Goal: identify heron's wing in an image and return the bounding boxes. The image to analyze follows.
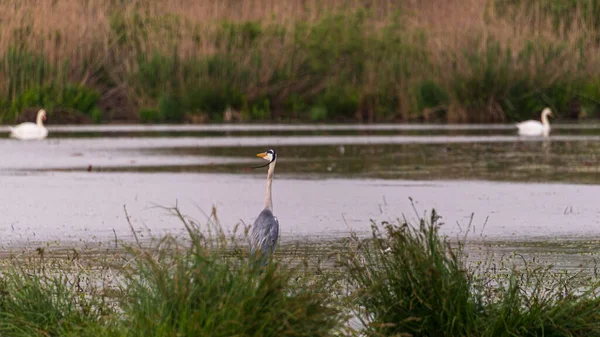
[270,216,279,252]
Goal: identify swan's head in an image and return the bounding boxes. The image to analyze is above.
[38,109,47,121]
[253,149,277,168]
[542,108,553,118]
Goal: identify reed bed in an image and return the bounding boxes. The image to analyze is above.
[1,0,600,124]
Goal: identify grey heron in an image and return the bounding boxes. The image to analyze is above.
[249,149,279,266]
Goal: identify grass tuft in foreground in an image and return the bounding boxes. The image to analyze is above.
[341,204,600,337]
[118,207,344,337]
[0,259,117,336]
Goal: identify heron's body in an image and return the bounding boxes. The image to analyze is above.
[516,108,552,137]
[249,149,279,265]
[250,209,279,259]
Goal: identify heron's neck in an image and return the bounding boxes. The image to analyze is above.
[36,114,44,127]
[541,113,549,127]
[264,161,276,211]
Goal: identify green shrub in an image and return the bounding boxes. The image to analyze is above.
[182,85,244,121]
[136,52,248,121]
[247,97,271,120]
[91,107,103,124]
[139,107,163,123]
[416,80,449,111]
[310,105,328,121]
[316,87,359,120]
[282,94,307,119]
[136,52,178,100]
[158,93,183,122]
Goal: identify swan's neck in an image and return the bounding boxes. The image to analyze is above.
[541,113,550,128]
[264,161,276,211]
[36,114,45,127]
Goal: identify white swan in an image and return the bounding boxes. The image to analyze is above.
[9,109,48,140]
[516,107,552,137]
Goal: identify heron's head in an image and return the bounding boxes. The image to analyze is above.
[253,149,277,168]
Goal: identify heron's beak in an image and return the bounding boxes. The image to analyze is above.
[252,152,272,169]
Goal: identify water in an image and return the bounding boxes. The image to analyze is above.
[1,123,600,270]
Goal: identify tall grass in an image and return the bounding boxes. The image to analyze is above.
[119,208,343,337]
[0,253,118,336]
[342,210,483,336]
[341,205,600,336]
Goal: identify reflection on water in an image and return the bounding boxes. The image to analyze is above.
[0,122,595,184]
[0,122,599,138]
[24,135,599,185]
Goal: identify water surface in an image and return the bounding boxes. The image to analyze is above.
[1,123,599,266]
